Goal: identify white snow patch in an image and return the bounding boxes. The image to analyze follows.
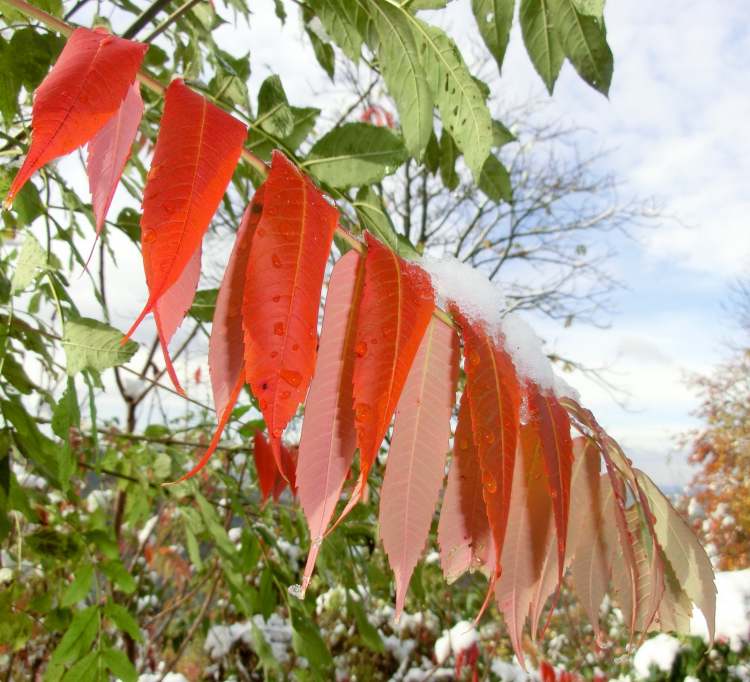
[138,675,188,682]
[691,568,750,651]
[434,632,451,664]
[434,620,479,664]
[490,660,530,681]
[137,515,159,545]
[633,633,681,677]
[422,255,558,392]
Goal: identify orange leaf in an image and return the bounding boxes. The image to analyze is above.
[125,79,247,359]
[336,233,435,523]
[86,80,144,241]
[438,392,494,582]
[451,307,521,579]
[5,27,147,207]
[379,317,459,616]
[297,251,365,595]
[170,190,263,484]
[242,151,338,474]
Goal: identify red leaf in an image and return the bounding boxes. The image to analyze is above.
[153,245,201,394]
[86,80,144,240]
[125,79,247,351]
[438,392,494,582]
[297,251,365,595]
[242,151,338,473]
[254,433,297,504]
[526,384,574,580]
[337,233,435,522]
[495,420,554,663]
[451,308,521,579]
[5,28,147,207]
[170,191,264,484]
[379,317,459,616]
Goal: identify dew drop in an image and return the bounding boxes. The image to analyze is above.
[355,341,368,358]
[312,536,323,548]
[482,473,497,493]
[288,584,304,599]
[484,431,496,445]
[100,35,114,46]
[292,343,299,351]
[271,254,282,268]
[272,295,280,303]
[270,351,278,358]
[280,368,302,387]
[280,390,291,399]
[143,229,157,244]
[273,322,285,336]
[355,403,372,422]
[469,350,480,366]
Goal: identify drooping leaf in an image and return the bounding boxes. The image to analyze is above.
[479,154,512,203]
[174,191,265,484]
[438,392,493,582]
[253,432,296,503]
[308,0,367,62]
[471,0,515,72]
[243,151,338,473]
[11,232,46,294]
[4,28,147,207]
[368,0,433,156]
[636,470,717,641]
[451,308,521,580]
[519,0,564,94]
[153,245,202,394]
[257,74,294,138]
[297,251,365,595]
[86,80,143,240]
[379,317,459,615]
[549,0,613,95]
[305,122,408,188]
[412,19,493,181]
[526,384,573,580]
[125,79,247,340]
[336,234,435,524]
[62,318,138,375]
[495,420,554,661]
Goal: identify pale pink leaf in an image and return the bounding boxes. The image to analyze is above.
[379,318,459,616]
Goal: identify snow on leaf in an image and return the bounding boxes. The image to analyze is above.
[86,80,143,242]
[379,317,459,616]
[335,233,435,524]
[297,251,365,595]
[242,151,338,475]
[125,79,247,351]
[437,392,494,583]
[5,28,147,207]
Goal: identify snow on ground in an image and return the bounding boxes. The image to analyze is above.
[633,633,682,677]
[691,568,750,651]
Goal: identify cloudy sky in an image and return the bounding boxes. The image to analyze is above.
[67,0,749,487]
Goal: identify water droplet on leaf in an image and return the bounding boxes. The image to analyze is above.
[273,322,285,336]
[280,368,302,387]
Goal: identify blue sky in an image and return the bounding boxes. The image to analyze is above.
[68,0,749,487]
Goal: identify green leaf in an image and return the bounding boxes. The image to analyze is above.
[439,129,459,191]
[290,604,333,673]
[479,154,513,202]
[423,131,440,174]
[412,19,493,181]
[471,0,515,72]
[104,602,143,643]
[51,377,80,439]
[368,0,433,156]
[308,0,367,62]
[195,492,236,557]
[492,119,517,147]
[354,187,397,252]
[101,559,136,594]
[60,650,99,682]
[101,648,137,682]
[189,288,218,323]
[11,233,46,294]
[3,397,60,484]
[520,0,564,94]
[305,122,407,188]
[60,564,94,608]
[549,0,612,95]
[249,622,283,675]
[347,593,385,653]
[48,605,99,668]
[257,75,294,138]
[61,318,138,376]
[573,0,604,17]
[307,28,335,79]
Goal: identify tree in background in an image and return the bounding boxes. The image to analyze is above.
[685,283,750,571]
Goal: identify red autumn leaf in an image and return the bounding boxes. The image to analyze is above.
[334,233,435,524]
[495,420,554,663]
[379,317,459,616]
[86,80,144,243]
[526,384,574,580]
[451,307,521,581]
[297,251,365,595]
[153,245,201,393]
[125,79,247,355]
[4,27,147,207]
[242,151,338,473]
[437,392,494,582]
[171,190,264,484]
[253,431,280,503]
